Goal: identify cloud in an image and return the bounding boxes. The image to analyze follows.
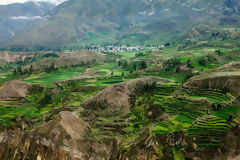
[10,16,43,20]
[0,0,67,6]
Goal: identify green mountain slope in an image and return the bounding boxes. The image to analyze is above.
[3,0,240,49]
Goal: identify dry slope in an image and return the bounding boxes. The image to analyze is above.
[0,80,32,99]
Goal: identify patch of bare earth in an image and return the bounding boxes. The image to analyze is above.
[65,68,106,81]
[0,80,32,99]
[83,76,170,110]
[32,50,108,69]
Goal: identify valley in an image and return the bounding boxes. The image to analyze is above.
[0,34,240,159]
[0,0,240,159]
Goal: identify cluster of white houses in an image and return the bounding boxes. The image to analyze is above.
[88,45,164,52]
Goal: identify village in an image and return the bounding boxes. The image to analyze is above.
[88,44,164,52]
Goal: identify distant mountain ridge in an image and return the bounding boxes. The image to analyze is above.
[2,0,240,49]
[0,2,55,43]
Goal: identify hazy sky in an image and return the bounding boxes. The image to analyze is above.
[0,0,67,5]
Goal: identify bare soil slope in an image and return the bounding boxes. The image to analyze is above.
[35,111,89,141]
[32,50,108,69]
[184,62,240,94]
[84,76,170,109]
[0,51,40,65]
[0,80,32,99]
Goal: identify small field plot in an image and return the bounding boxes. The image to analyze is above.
[154,97,206,119]
[185,89,235,104]
[0,72,15,82]
[24,67,85,83]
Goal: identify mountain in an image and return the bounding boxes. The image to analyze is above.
[3,0,240,49]
[0,2,55,43]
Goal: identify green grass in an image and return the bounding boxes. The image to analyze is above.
[0,72,16,82]
[68,32,118,49]
[114,50,149,60]
[173,148,185,160]
[175,115,194,123]
[152,115,193,134]
[0,103,44,126]
[213,107,240,119]
[24,67,85,83]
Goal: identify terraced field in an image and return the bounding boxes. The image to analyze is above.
[151,85,178,97]
[150,84,236,146]
[184,89,235,104]
[0,98,39,126]
[154,97,206,120]
[188,115,230,146]
[92,117,130,138]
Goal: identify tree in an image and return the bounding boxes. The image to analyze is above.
[164,43,170,47]
[92,59,97,64]
[23,68,28,75]
[215,49,223,56]
[228,115,233,122]
[13,69,17,76]
[187,60,194,69]
[140,61,147,70]
[175,66,180,73]
[45,63,57,73]
[29,65,34,74]
[123,61,128,68]
[206,54,217,63]
[198,58,207,66]
[40,93,52,106]
[118,60,121,67]
[133,63,137,71]
[50,63,55,70]
[111,71,114,78]
[17,66,23,75]
[121,72,125,78]
[184,72,195,82]
[163,58,181,67]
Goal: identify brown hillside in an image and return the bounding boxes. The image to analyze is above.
[0,51,40,65]
[32,50,108,69]
[83,76,170,110]
[184,62,240,97]
[0,80,32,99]
[35,111,89,141]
